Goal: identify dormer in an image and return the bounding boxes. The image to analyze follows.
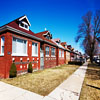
[43,31,52,40]
[67,45,72,50]
[18,15,31,31]
[61,42,67,47]
[53,38,61,44]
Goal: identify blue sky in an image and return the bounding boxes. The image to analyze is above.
[0,0,100,53]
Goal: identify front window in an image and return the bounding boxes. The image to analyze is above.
[32,42,38,56]
[62,50,64,58]
[12,37,27,56]
[59,49,61,57]
[51,48,55,56]
[45,46,49,56]
[1,37,5,55]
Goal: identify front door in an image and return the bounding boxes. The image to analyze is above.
[40,50,44,69]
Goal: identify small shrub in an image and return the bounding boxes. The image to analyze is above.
[9,63,17,78]
[68,61,83,65]
[28,62,33,73]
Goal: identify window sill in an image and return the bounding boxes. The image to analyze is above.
[32,55,38,57]
[12,54,28,56]
[51,56,56,57]
[45,55,50,57]
[0,54,4,56]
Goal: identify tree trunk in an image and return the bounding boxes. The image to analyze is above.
[90,55,93,63]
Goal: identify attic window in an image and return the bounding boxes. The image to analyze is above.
[46,35,50,40]
[25,24,28,28]
[19,21,29,31]
[21,23,24,27]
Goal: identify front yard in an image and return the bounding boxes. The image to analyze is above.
[1,64,79,96]
[80,63,100,100]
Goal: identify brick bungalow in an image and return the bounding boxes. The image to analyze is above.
[35,31,57,69]
[0,15,42,78]
[67,45,75,61]
[0,15,83,78]
[52,39,65,65]
[61,42,71,64]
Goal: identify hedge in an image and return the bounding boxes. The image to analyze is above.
[28,62,33,73]
[9,63,17,78]
[68,61,83,65]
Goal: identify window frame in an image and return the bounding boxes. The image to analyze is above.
[51,47,55,57]
[32,42,38,57]
[19,21,29,31]
[0,37,5,56]
[62,50,64,58]
[45,46,50,57]
[12,37,28,56]
[59,49,61,57]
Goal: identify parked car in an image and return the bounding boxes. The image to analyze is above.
[95,58,100,65]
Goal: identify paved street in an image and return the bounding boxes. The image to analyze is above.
[0,62,88,100]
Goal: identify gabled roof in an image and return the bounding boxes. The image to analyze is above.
[35,31,49,37]
[53,38,60,43]
[61,42,71,52]
[18,15,31,26]
[0,15,42,41]
[61,42,67,46]
[35,31,57,47]
[52,39,65,50]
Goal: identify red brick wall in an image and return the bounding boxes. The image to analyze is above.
[0,31,67,78]
[0,32,40,78]
[56,48,65,66]
[0,33,7,78]
[43,43,57,68]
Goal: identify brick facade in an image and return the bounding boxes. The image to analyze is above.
[43,43,57,68]
[0,15,82,78]
[0,32,40,78]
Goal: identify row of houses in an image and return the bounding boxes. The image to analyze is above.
[0,15,83,78]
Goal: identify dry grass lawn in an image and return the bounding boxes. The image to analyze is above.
[80,63,100,100]
[1,64,79,96]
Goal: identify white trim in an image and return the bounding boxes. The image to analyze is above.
[12,37,28,56]
[1,37,4,55]
[12,53,28,56]
[59,50,61,57]
[51,56,56,57]
[19,21,29,31]
[0,54,4,56]
[32,55,38,57]
[19,15,31,26]
[45,55,50,57]
[43,31,49,36]
[32,42,38,57]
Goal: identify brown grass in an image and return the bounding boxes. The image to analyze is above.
[79,63,100,100]
[1,64,79,96]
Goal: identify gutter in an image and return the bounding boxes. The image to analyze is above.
[0,25,71,51]
[0,25,43,41]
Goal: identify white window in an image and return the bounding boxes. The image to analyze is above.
[51,48,55,56]
[12,37,27,56]
[19,21,29,31]
[45,46,49,56]
[59,50,61,57]
[1,37,5,55]
[62,50,64,58]
[32,42,38,56]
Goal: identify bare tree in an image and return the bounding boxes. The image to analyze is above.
[76,10,100,63]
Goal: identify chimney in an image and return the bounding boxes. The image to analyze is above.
[45,28,47,31]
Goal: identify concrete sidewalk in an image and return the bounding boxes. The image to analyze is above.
[47,62,88,100]
[0,62,88,100]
